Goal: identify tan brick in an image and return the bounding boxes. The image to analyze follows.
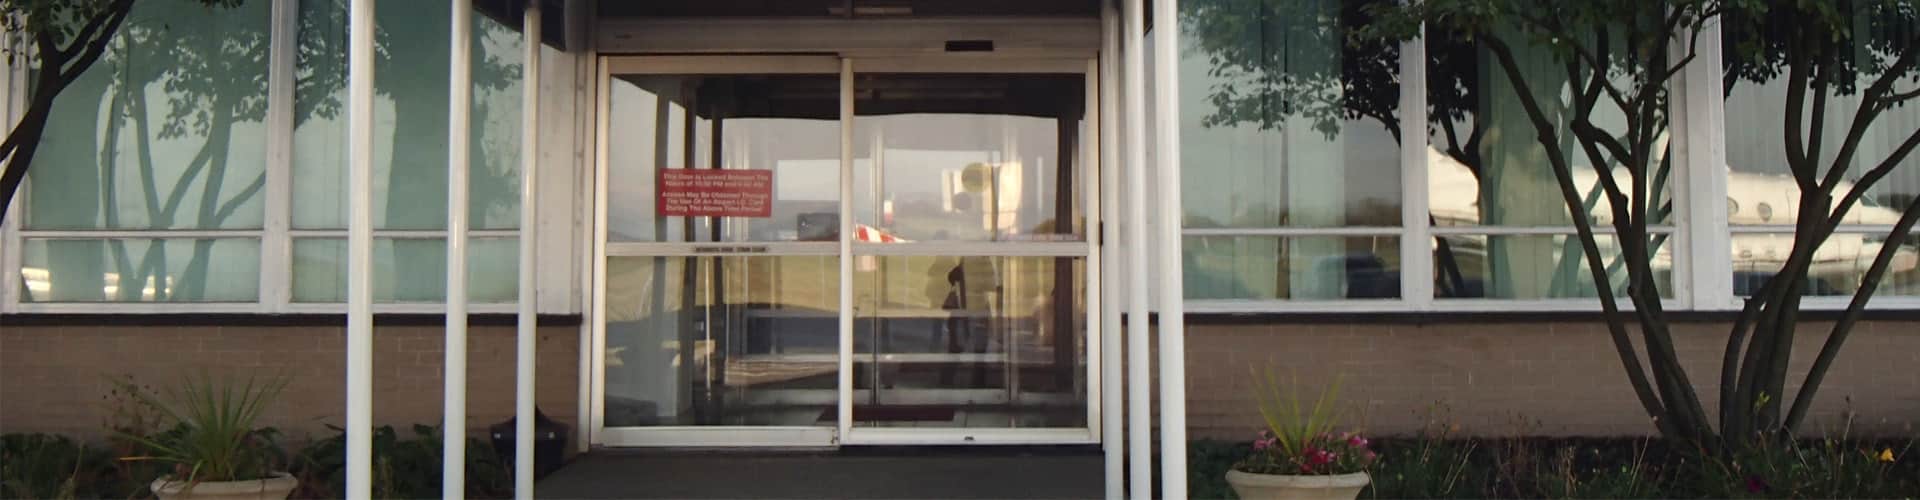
[1,324,581,440]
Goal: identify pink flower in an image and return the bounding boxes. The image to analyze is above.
[1347,434,1369,448]
[1306,447,1334,466]
[1252,439,1270,451]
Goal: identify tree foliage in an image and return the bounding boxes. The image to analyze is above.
[1347,0,1920,453]
[1714,0,1920,441]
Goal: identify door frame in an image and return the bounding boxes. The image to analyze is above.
[590,53,1102,447]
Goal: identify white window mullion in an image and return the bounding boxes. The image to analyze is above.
[262,0,298,313]
[0,191,17,313]
[1,32,27,312]
[1682,20,1734,311]
[1401,34,1433,310]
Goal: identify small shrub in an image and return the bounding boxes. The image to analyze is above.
[0,433,99,499]
[1530,440,1666,499]
[1686,437,1916,498]
[290,424,511,499]
[1362,406,1484,499]
[1188,440,1244,499]
[112,373,290,485]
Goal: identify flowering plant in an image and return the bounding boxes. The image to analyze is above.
[1234,370,1375,475]
[1237,430,1378,475]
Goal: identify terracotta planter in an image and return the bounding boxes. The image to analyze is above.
[151,472,297,500]
[1224,469,1369,500]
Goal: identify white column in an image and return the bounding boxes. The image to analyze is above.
[1098,3,1124,499]
[1681,22,1732,310]
[1120,0,1153,498]
[344,0,377,498]
[443,0,473,497]
[1151,0,1189,496]
[836,58,856,440]
[262,0,296,313]
[514,2,542,498]
[1399,35,1433,307]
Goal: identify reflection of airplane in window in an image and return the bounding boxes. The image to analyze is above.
[1427,145,1918,295]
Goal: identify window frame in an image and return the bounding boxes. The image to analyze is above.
[7,9,1916,315]
[0,0,530,315]
[1181,17,1749,314]
[1708,14,1920,312]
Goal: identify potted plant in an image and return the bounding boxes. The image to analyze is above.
[1225,371,1375,500]
[116,374,297,500]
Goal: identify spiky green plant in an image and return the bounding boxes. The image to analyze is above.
[113,372,288,485]
[1252,369,1346,460]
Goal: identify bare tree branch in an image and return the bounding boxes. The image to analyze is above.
[1482,34,1684,439]
[1785,194,1920,430]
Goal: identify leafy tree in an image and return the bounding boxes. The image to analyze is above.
[1354,0,1920,452]
[1716,0,1920,440]
[1180,0,1649,298]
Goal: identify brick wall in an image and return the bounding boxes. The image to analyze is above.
[1184,320,1920,439]
[0,324,580,441]
[4,319,1915,443]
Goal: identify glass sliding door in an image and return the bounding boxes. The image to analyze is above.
[846,70,1094,440]
[596,57,845,446]
[594,56,1099,446]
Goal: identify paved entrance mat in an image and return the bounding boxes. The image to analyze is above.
[536,448,1102,499]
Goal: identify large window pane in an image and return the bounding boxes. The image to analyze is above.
[1179,0,1404,228]
[852,256,1086,429]
[291,1,523,230]
[26,0,271,230]
[1434,234,1674,299]
[290,238,518,303]
[1425,29,1672,228]
[1722,9,1920,227]
[853,74,1086,242]
[1732,232,1920,296]
[605,74,842,243]
[19,238,260,302]
[1185,236,1400,300]
[603,256,839,427]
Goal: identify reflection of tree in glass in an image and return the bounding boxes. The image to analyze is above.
[21,0,523,302]
[1717,1,1920,440]
[1184,0,1556,297]
[1,0,247,223]
[1183,0,1400,141]
[297,0,523,300]
[27,0,266,301]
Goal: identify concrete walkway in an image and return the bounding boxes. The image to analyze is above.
[536,448,1103,499]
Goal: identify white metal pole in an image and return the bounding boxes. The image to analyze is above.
[344,0,376,497]
[514,2,541,498]
[836,58,856,440]
[443,0,473,497]
[1151,0,1189,495]
[1120,0,1152,498]
[1098,3,1124,499]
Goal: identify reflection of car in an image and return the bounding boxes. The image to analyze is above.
[797,212,837,241]
[1311,253,1398,298]
[1732,271,1840,296]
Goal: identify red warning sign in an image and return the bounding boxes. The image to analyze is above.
[657,169,774,218]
